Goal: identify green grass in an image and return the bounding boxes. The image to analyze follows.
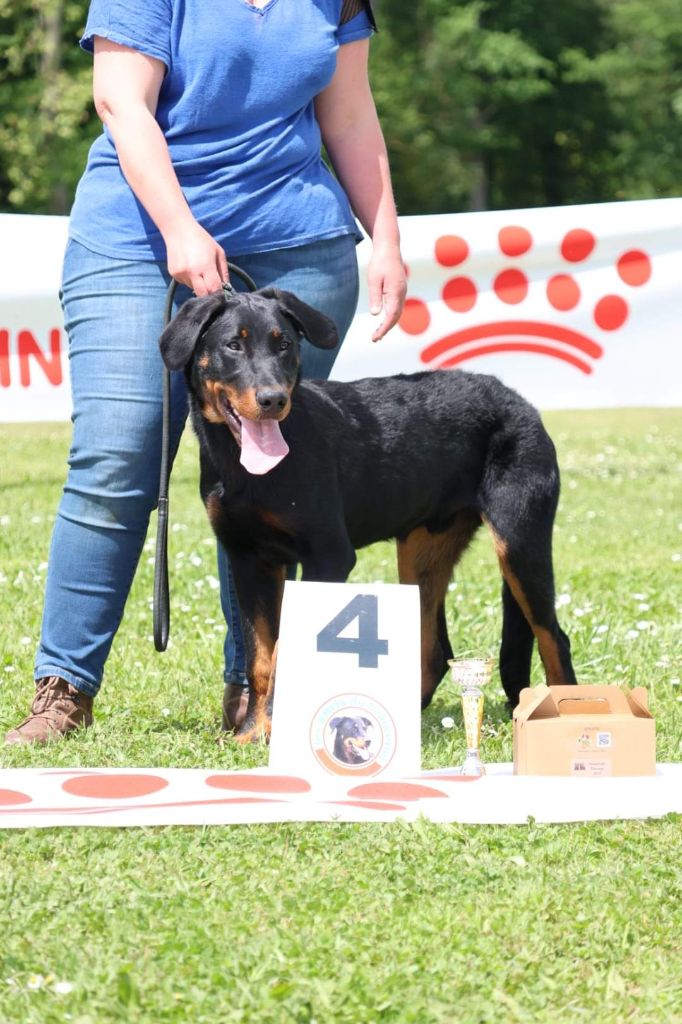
[0,409,681,1023]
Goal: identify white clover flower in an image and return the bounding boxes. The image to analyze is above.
[556,593,571,607]
[625,630,640,640]
[0,515,10,526]
[161,708,171,718]
[53,981,74,995]
[596,624,609,634]
[26,974,45,990]
[441,716,455,729]
[206,575,220,590]
[636,621,652,631]
[189,553,203,567]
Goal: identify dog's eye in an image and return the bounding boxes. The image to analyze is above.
[227,340,242,352]
[279,339,291,352]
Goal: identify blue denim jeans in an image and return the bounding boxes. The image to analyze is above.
[36,234,359,697]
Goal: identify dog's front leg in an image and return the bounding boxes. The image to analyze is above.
[300,536,357,583]
[229,554,285,744]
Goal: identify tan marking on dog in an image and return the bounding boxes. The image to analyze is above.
[198,355,210,369]
[397,515,480,700]
[484,517,567,685]
[206,491,222,530]
[240,327,249,338]
[234,568,285,746]
[256,508,292,534]
[271,328,281,339]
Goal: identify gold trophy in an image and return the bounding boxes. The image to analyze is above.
[448,658,493,776]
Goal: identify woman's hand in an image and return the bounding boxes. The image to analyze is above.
[368,244,407,342]
[164,220,229,296]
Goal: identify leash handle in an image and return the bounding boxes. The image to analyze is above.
[153,264,258,652]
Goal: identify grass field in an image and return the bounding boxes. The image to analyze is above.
[0,409,681,1023]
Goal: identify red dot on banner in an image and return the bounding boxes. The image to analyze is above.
[62,774,169,799]
[547,274,581,311]
[0,789,32,805]
[205,774,311,794]
[594,295,629,331]
[498,225,532,257]
[435,235,469,267]
[347,782,448,802]
[561,229,595,262]
[443,276,477,313]
[493,269,528,305]
[617,250,652,286]
[399,298,431,335]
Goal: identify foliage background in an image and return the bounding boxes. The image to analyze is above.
[0,0,681,217]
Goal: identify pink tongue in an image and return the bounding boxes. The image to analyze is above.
[240,419,290,475]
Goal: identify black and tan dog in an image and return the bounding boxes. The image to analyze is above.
[160,288,576,741]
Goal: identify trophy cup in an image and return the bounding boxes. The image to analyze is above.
[448,658,493,776]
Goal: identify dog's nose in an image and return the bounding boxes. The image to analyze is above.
[256,389,288,413]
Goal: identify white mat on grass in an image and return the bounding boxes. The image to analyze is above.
[0,764,680,828]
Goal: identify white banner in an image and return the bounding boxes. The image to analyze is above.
[1,199,680,422]
[1,764,680,828]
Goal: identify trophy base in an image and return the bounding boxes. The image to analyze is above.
[456,753,486,777]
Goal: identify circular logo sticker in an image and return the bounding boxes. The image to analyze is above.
[310,694,397,776]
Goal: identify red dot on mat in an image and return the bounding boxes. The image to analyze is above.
[498,225,532,257]
[347,782,448,802]
[0,789,32,805]
[547,274,581,311]
[493,269,528,305]
[443,276,477,313]
[435,235,469,267]
[205,774,311,794]
[399,298,431,335]
[561,229,595,263]
[62,774,169,799]
[593,295,628,331]
[617,250,652,287]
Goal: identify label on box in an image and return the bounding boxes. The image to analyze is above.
[576,727,613,751]
[571,758,613,777]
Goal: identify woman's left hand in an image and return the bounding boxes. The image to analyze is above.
[367,244,407,342]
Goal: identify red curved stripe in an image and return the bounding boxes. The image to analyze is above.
[420,321,603,363]
[437,342,593,374]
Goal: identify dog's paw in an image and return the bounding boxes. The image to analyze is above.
[233,719,271,745]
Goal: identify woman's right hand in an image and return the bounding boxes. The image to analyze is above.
[165,221,229,296]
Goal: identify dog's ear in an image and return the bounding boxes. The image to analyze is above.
[260,288,339,350]
[361,717,372,728]
[329,717,343,732]
[159,292,227,371]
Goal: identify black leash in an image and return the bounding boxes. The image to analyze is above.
[153,263,259,652]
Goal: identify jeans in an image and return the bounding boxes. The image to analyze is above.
[35,234,360,697]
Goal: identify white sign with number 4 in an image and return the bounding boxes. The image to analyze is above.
[269,581,422,782]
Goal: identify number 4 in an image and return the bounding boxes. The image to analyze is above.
[316,594,389,668]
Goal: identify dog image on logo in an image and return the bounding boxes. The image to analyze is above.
[159,287,577,742]
[327,715,375,766]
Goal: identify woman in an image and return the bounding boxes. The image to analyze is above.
[6,0,406,745]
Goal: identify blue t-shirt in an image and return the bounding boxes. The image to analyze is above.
[69,0,375,260]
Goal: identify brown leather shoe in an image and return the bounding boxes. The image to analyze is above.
[222,683,249,732]
[4,676,94,746]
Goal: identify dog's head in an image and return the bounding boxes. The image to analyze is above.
[329,716,374,764]
[159,287,338,472]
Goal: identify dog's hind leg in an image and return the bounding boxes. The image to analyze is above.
[499,579,535,711]
[484,511,576,707]
[229,556,286,744]
[397,512,480,709]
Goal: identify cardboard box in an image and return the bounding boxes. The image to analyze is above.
[513,685,656,776]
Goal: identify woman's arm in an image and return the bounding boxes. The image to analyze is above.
[93,38,227,295]
[315,39,406,341]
